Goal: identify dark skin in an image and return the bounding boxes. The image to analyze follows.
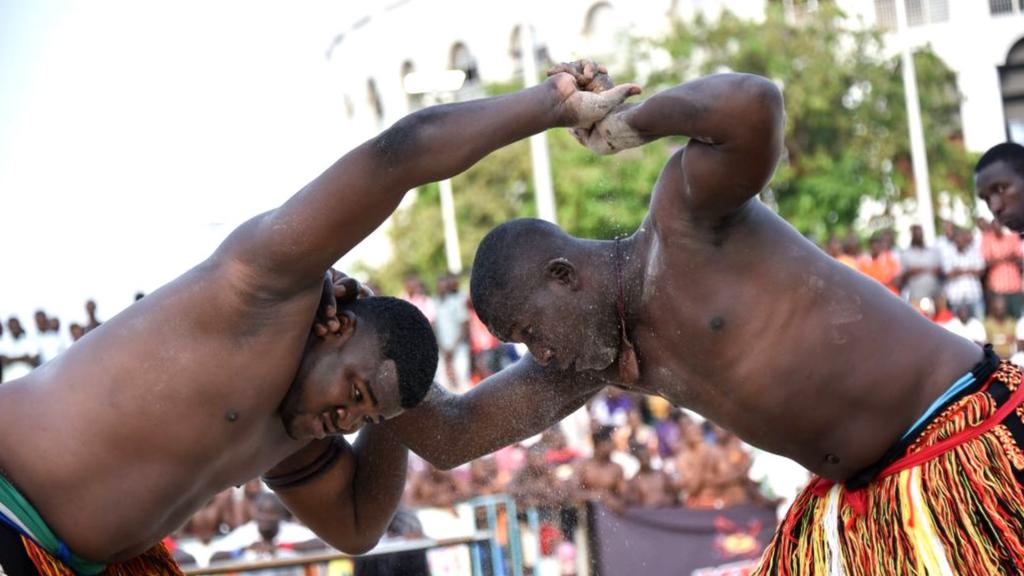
[0,65,637,562]
[575,438,627,513]
[978,159,1024,233]
[389,63,982,483]
[626,447,675,508]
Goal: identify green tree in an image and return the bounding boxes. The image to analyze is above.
[365,4,974,292]
[645,4,973,240]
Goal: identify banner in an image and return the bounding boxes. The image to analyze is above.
[587,503,777,576]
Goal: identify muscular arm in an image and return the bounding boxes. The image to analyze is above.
[215,79,573,299]
[384,354,606,470]
[599,73,784,218]
[266,425,407,554]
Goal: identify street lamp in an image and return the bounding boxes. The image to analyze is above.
[894,0,936,244]
[403,70,468,275]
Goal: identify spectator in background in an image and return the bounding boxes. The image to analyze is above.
[943,304,987,345]
[825,235,843,260]
[981,221,1024,318]
[354,506,429,576]
[3,316,39,382]
[574,427,627,514]
[402,275,436,325]
[467,297,502,384]
[434,274,470,391]
[857,232,901,294]
[84,299,102,332]
[1014,314,1024,367]
[935,219,957,261]
[509,444,569,510]
[674,416,718,508]
[626,444,675,508]
[0,320,5,383]
[985,295,1017,358]
[590,387,632,428]
[36,310,65,364]
[711,428,755,508]
[900,224,942,304]
[69,322,86,343]
[942,227,986,318]
[216,492,325,574]
[837,232,861,269]
[468,457,506,496]
[406,463,466,510]
[49,317,70,354]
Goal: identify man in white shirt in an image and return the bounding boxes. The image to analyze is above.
[942,228,986,319]
[34,311,65,365]
[2,316,38,382]
[943,304,987,345]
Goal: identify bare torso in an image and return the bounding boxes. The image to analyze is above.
[0,261,318,561]
[619,152,983,480]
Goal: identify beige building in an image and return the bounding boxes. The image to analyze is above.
[327,0,1023,265]
[328,0,1023,151]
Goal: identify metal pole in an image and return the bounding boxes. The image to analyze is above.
[519,22,558,224]
[438,178,463,274]
[894,0,936,244]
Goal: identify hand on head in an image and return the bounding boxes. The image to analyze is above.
[313,268,374,337]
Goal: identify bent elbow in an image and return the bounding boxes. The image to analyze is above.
[333,534,381,556]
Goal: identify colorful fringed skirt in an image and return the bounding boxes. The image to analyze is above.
[754,353,1024,576]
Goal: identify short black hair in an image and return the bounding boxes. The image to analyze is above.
[348,296,437,409]
[975,142,1024,177]
[592,425,615,445]
[471,218,568,332]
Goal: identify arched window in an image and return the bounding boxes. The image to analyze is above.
[582,2,621,63]
[583,2,614,37]
[401,61,423,111]
[1002,37,1024,143]
[450,42,479,85]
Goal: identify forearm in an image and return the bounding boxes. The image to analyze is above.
[386,362,603,469]
[269,427,407,554]
[371,82,563,192]
[345,425,408,551]
[626,73,782,143]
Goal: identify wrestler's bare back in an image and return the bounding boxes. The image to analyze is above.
[622,150,983,480]
[0,258,319,561]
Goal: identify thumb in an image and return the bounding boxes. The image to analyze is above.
[599,83,642,108]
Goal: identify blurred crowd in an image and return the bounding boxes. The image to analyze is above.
[8,214,1024,571]
[825,219,1024,362]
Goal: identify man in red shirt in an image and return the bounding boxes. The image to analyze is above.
[981,221,1024,317]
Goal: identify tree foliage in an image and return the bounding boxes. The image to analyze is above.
[364,5,973,292]
[645,4,973,239]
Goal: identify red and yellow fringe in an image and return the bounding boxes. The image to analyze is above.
[754,375,1024,575]
[21,537,184,576]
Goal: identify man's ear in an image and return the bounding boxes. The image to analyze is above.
[335,311,357,345]
[545,258,581,290]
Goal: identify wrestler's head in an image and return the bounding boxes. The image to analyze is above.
[976,142,1024,233]
[281,296,437,441]
[471,218,621,373]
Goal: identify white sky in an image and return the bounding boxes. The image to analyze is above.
[0,1,372,327]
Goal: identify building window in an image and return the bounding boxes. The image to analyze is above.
[400,61,423,112]
[1002,38,1024,143]
[990,0,1015,15]
[450,42,479,85]
[875,0,897,29]
[876,0,948,28]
